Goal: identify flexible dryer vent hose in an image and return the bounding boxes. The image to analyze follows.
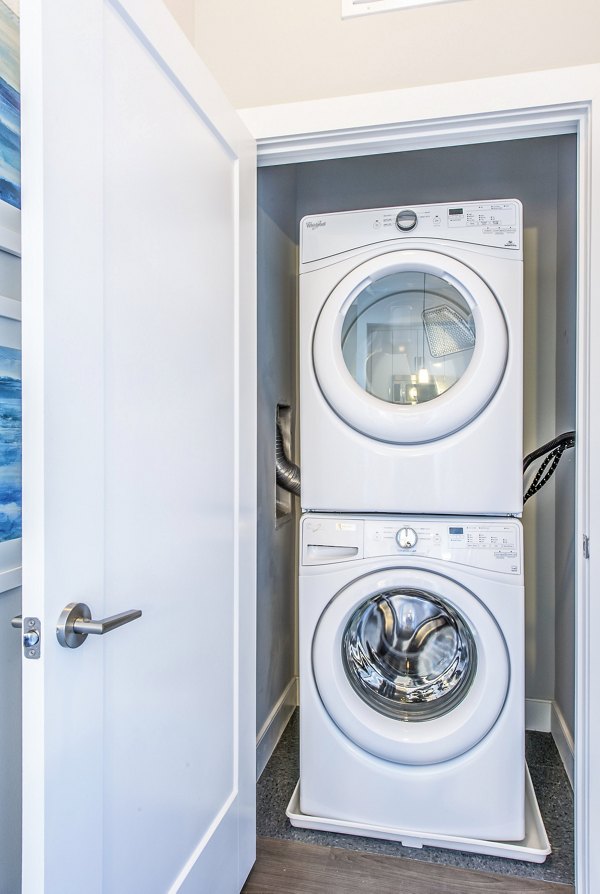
[275,420,301,497]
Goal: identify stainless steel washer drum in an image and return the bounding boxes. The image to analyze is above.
[342,588,477,722]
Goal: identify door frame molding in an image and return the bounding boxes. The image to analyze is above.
[240,62,600,893]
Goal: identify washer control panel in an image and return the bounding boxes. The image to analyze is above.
[365,519,521,574]
[300,199,522,265]
[301,515,522,575]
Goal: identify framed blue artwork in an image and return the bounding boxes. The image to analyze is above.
[0,1,19,210]
[0,299,20,591]
[0,341,19,541]
[0,1,19,593]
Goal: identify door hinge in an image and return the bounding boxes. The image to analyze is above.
[583,535,590,559]
[11,615,41,659]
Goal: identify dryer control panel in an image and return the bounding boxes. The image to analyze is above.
[300,199,522,265]
[301,515,522,575]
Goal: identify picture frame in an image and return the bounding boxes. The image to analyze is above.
[0,0,20,594]
[0,290,20,594]
[0,0,20,220]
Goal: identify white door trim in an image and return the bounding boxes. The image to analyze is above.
[240,63,600,893]
[239,63,596,165]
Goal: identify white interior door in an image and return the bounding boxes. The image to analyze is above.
[20,1,256,892]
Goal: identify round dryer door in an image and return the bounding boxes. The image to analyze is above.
[313,250,508,444]
[312,568,509,765]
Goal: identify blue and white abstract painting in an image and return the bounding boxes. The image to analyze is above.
[0,1,19,209]
[0,345,20,541]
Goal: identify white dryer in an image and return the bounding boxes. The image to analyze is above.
[299,513,525,840]
[299,200,523,515]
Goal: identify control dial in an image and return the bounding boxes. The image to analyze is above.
[396,527,418,549]
[396,209,418,232]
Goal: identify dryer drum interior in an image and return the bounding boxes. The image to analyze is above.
[342,588,478,722]
[341,271,476,407]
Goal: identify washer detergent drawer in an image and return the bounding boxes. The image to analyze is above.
[302,517,364,565]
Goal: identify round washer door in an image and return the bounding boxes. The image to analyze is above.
[313,250,508,444]
[312,568,509,765]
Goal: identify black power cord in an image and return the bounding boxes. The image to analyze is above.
[523,431,575,505]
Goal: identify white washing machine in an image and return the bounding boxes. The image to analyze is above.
[299,513,525,840]
[299,200,523,515]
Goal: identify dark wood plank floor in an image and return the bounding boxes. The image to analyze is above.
[242,838,575,894]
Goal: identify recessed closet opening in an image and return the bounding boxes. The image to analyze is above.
[256,133,577,885]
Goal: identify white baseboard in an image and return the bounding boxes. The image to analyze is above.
[551,701,575,789]
[526,698,552,732]
[526,698,574,789]
[256,676,298,781]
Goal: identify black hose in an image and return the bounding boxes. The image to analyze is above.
[523,431,575,473]
[523,431,575,504]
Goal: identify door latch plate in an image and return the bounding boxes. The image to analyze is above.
[22,617,41,659]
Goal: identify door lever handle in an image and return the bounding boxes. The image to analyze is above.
[56,602,142,649]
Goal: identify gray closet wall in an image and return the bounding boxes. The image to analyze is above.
[256,166,298,776]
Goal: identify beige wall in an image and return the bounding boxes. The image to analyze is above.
[164,0,600,109]
[163,0,196,43]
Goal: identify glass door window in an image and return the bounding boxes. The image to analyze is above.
[342,588,477,722]
[341,271,475,406]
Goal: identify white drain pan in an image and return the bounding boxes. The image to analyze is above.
[286,764,551,864]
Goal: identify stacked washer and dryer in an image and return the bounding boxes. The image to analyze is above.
[292,200,539,852]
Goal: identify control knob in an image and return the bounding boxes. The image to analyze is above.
[396,527,418,549]
[396,209,418,232]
